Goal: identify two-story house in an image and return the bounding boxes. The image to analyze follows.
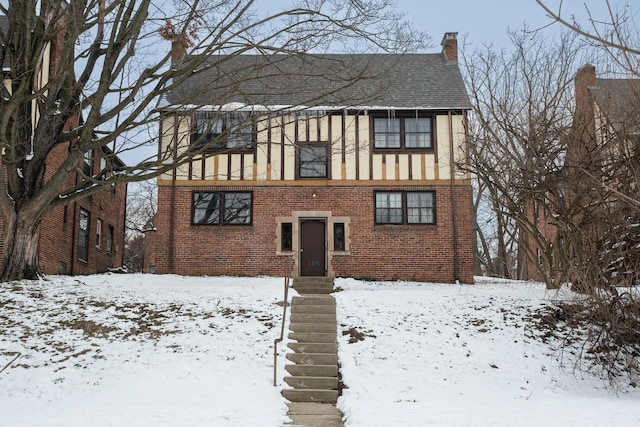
[147,33,473,283]
[0,15,127,276]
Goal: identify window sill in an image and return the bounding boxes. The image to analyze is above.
[276,250,295,256]
[330,250,350,256]
[372,149,434,155]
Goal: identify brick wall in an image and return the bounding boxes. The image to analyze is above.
[152,184,474,283]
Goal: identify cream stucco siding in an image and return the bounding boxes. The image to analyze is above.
[372,154,384,180]
[230,154,242,180]
[411,154,422,180]
[344,115,357,180]
[436,114,451,180]
[204,156,215,180]
[358,116,370,180]
[385,154,395,180]
[398,154,409,180]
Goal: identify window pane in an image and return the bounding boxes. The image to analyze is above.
[226,113,253,149]
[194,113,223,149]
[193,192,220,225]
[405,118,432,148]
[83,150,93,176]
[281,223,292,251]
[334,223,345,251]
[375,192,403,224]
[407,192,435,224]
[224,193,252,224]
[78,209,89,261]
[96,219,102,247]
[299,146,327,178]
[374,118,401,148]
[107,225,114,254]
[405,117,431,133]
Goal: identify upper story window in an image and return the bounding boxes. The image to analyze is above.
[192,111,253,152]
[83,150,93,176]
[298,145,328,178]
[373,114,433,150]
[192,191,253,226]
[375,191,436,225]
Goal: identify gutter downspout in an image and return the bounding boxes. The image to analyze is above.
[448,111,460,282]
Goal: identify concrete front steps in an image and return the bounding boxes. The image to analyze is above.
[286,402,344,427]
[292,277,335,295]
[283,278,344,425]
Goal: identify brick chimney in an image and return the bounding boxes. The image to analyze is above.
[441,32,458,62]
[171,39,187,63]
[567,64,599,172]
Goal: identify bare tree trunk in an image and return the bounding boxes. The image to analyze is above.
[516,228,528,280]
[1,211,43,281]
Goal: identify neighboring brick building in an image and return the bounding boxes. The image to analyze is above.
[147,33,473,283]
[526,64,640,285]
[0,15,127,276]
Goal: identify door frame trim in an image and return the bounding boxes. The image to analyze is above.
[276,210,340,278]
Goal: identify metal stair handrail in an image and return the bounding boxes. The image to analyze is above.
[274,257,293,386]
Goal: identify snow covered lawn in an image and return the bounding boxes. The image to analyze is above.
[0,275,290,426]
[1,274,639,426]
[335,277,640,426]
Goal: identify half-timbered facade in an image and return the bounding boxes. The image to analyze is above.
[148,33,473,283]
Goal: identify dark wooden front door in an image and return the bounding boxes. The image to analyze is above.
[300,219,326,276]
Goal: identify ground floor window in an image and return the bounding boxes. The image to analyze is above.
[334,223,345,251]
[281,222,293,251]
[107,224,114,254]
[78,209,89,262]
[192,191,253,225]
[375,191,435,225]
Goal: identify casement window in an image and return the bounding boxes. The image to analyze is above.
[83,150,93,176]
[99,157,108,181]
[281,222,293,251]
[78,209,89,262]
[373,115,433,149]
[107,225,114,254]
[375,191,436,225]
[192,111,253,151]
[96,219,102,248]
[192,191,253,225]
[334,223,346,251]
[298,145,328,178]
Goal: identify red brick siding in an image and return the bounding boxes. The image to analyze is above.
[152,185,473,283]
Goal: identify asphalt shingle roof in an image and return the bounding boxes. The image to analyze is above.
[167,53,470,111]
[591,78,640,135]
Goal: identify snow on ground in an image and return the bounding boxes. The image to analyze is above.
[1,274,640,426]
[0,274,290,427]
[335,277,640,426]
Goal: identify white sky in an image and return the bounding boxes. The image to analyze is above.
[397,0,636,49]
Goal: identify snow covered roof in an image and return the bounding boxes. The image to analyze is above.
[165,53,471,111]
